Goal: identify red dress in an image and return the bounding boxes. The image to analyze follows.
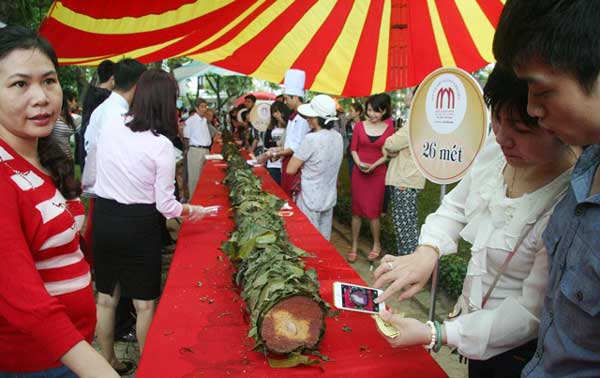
[350,120,395,218]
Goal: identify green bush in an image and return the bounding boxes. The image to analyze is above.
[438,254,468,300]
[334,158,469,300]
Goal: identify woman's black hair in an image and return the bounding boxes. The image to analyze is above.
[60,94,76,130]
[483,64,537,128]
[126,69,179,138]
[366,93,392,120]
[0,26,80,199]
[316,117,334,130]
[350,102,365,121]
[270,101,292,129]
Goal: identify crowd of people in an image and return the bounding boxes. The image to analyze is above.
[1,1,600,376]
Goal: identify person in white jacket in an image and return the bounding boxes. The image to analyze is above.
[372,65,578,378]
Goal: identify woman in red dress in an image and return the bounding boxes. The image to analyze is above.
[348,94,395,262]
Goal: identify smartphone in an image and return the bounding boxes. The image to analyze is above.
[333,282,384,314]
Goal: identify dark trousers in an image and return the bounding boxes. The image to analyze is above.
[267,167,281,185]
[115,298,136,339]
[468,339,537,378]
[347,153,354,179]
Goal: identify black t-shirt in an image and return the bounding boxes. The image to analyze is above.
[82,86,111,129]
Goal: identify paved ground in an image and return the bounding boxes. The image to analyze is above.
[104,218,467,377]
[329,219,467,378]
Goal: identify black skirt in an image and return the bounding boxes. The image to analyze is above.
[93,197,162,300]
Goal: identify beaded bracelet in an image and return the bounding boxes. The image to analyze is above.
[433,320,443,353]
[425,321,436,350]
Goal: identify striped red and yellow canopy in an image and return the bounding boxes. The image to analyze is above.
[39,0,503,97]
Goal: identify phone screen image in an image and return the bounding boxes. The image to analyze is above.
[341,284,381,313]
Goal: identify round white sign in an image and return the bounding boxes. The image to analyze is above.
[249,102,272,132]
[409,67,488,185]
[425,73,468,134]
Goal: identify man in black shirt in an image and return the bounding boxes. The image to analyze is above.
[76,59,114,169]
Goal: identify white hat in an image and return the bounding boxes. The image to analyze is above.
[283,69,306,97]
[297,95,338,124]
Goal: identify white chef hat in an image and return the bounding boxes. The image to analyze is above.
[283,69,306,97]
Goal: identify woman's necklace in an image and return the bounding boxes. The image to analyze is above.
[52,201,76,230]
[0,154,37,190]
[507,166,520,198]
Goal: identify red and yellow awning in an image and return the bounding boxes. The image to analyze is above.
[39,0,503,96]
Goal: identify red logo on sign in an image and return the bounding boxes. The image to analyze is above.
[436,87,455,109]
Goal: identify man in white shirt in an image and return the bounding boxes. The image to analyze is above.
[79,58,146,350]
[183,98,211,197]
[82,58,146,195]
[275,69,310,199]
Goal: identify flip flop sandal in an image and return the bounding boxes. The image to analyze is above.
[367,250,381,261]
[347,251,358,263]
[114,359,136,376]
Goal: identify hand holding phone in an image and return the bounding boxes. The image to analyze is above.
[333,282,385,314]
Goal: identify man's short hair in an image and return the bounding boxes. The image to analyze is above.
[286,95,304,103]
[244,94,257,103]
[113,58,146,91]
[493,0,600,93]
[195,98,208,108]
[97,60,114,84]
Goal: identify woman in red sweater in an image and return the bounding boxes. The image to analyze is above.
[0,26,118,377]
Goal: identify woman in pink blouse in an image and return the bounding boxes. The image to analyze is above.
[93,70,206,370]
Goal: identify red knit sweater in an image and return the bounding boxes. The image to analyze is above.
[0,140,95,372]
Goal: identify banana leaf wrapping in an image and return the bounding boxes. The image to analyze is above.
[220,139,328,356]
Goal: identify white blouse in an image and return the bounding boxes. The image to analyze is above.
[95,116,183,219]
[419,136,571,360]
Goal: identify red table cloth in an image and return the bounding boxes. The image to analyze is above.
[136,154,446,378]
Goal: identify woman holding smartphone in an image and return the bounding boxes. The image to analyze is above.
[372,66,576,378]
[348,93,395,262]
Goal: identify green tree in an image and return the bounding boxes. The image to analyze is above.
[202,74,252,112]
[1,0,91,104]
[166,56,191,72]
[0,0,52,29]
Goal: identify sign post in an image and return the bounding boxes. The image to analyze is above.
[408,67,488,322]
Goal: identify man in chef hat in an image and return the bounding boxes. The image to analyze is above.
[269,69,311,200]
